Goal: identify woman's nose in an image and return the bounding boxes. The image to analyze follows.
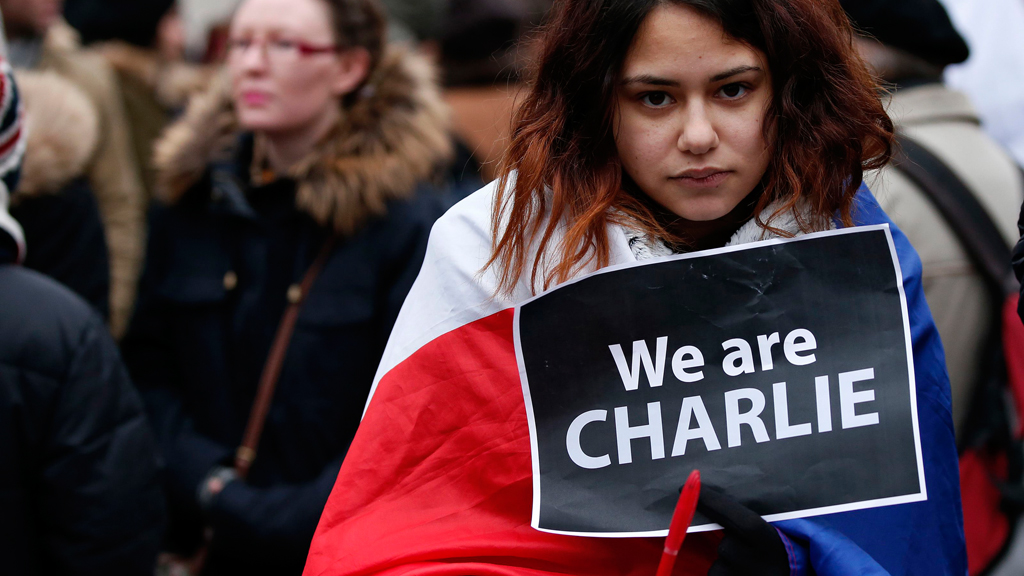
[238,42,270,73]
[677,104,720,156]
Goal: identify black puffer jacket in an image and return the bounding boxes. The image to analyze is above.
[0,241,164,575]
[121,46,456,574]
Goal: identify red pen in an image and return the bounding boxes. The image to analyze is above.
[655,470,702,576]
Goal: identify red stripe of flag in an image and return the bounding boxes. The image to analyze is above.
[304,310,721,576]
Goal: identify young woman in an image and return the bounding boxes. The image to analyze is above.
[120,0,454,573]
[304,0,965,574]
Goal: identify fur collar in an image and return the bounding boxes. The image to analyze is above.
[154,45,453,235]
[626,200,832,261]
[727,201,826,245]
[11,70,99,199]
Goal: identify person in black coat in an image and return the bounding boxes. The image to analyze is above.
[64,0,175,47]
[7,69,111,319]
[0,238,165,576]
[119,0,456,572]
[0,57,165,575]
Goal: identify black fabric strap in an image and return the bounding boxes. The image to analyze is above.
[891,133,1019,298]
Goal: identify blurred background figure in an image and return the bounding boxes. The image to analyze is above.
[119,0,456,573]
[0,18,166,574]
[843,0,1024,438]
[439,0,548,187]
[376,0,445,43]
[939,0,1024,168]
[174,0,239,61]
[64,0,213,199]
[7,59,110,321]
[1,0,145,338]
[172,0,447,62]
[842,1,1024,574]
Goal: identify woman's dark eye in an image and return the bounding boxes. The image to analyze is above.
[228,38,253,51]
[718,83,749,100]
[640,92,673,108]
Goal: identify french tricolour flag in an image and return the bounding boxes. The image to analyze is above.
[302,182,967,576]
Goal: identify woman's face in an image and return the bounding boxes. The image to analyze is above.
[228,0,368,136]
[614,2,773,222]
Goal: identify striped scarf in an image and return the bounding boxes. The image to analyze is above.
[0,55,26,261]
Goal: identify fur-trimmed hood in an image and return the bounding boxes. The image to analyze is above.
[10,70,100,199]
[154,45,453,235]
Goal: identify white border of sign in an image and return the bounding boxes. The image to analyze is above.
[513,224,927,538]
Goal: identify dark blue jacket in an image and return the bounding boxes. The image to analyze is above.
[121,129,456,576]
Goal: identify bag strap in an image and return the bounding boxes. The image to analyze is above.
[891,133,1019,298]
[233,235,338,479]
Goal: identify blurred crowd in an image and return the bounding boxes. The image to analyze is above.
[0,0,1023,575]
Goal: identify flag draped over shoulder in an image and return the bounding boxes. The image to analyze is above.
[302,182,967,576]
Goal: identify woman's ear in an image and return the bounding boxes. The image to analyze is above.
[332,47,372,96]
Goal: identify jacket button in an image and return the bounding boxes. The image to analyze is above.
[287,284,303,304]
[223,271,238,291]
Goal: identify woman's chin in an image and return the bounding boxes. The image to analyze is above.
[644,185,750,222]
[665,201,738,222]
[235,109,294,134]
[236,117,277,134]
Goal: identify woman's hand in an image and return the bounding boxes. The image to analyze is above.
[697,488,790,576]
[197,466,239,511]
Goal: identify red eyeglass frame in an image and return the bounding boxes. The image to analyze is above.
[229,38,340,58]
[292,41,340,56]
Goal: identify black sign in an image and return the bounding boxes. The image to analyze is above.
[514,226,925,536]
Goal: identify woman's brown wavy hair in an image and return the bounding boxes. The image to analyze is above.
[488,0,894,294]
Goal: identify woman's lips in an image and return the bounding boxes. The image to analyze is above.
[670,170,731,188]
[240,91,272,106]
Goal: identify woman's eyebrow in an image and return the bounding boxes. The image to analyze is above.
[622,65,763,87]
[620,74,680,87]
[710,65,762,82]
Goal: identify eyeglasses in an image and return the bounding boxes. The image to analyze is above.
[227,37,339,65]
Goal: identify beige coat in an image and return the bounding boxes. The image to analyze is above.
[91,41,214,200]
[867,84,1024,435]
[36,23,145,338]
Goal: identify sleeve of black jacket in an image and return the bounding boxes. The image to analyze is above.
[1,268,165,575]
[206,455,346,568]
